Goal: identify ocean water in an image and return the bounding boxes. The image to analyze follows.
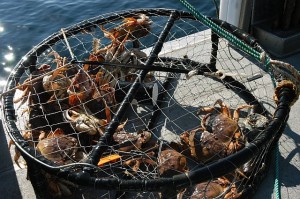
[0,0,217,92]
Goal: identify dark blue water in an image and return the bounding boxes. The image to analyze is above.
[0,0,217,92]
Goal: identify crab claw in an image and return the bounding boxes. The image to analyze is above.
[136,130,152,147]
[64,107,107,135]
[158,149,187,177]
[9,140,23,169]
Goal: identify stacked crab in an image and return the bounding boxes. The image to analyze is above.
[11,14,157,197]
[174,99,269,198]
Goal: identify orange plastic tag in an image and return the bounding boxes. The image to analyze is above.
[97,154,121,167]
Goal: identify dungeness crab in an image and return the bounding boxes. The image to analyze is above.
[36,128,79,165]
[180,99,253,163]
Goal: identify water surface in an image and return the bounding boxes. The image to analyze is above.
[0,0,217,92]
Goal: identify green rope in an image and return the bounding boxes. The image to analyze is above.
[179,0,267,64]
[268,60,280,199]
[274,143,281,199]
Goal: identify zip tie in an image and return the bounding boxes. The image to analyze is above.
[137,73,142,83]
[61,28,75,60]
[186,69,198,79]
[247,73,264,82]
[184,172,193,187]
[187,70,225,79]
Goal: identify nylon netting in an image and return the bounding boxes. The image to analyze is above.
[5,9,283,198]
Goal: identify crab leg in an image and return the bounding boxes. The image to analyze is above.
[214,99,232,118]
[233,104,253,122]
[100,25,115,41]
[102,98,111,123]
[197,106,215,115]
[13,86,30,104]
[197,99,229,116]
[48,51,67,68]
[111,30,130,61]
[2,63,71,99]
[188,127,204,159]
[9,141,22,169]
[123,153,156,172]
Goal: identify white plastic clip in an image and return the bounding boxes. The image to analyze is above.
[137,74,142,83]
[260,52,266,65]
[186,69,198,79]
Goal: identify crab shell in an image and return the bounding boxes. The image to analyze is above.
[43,73,71,98]
[113,130,152,151]
[189,178,242,199]
[92,83,116,107]
[67,69,94,106]
[202,113,239,145]
[36,128,78,165]
[158,149,187,177]
[190,181,224,199]
[180,129,228,163]
[107,13,152,42]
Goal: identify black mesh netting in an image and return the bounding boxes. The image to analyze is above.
[1,9,298,199]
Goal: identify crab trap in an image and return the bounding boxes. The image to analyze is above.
[1,7,300,199]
